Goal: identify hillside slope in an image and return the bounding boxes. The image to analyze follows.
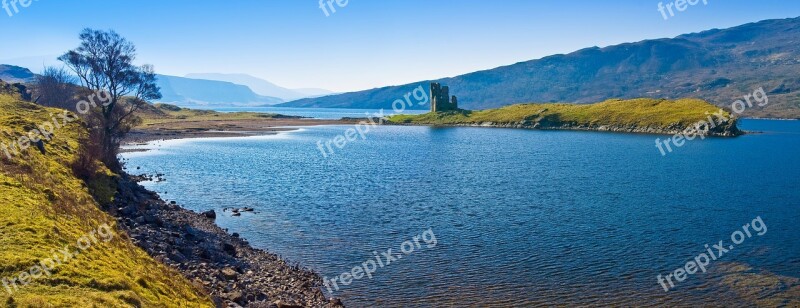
[0,65,36,84]
[283,17,800,118]
[0,93,211,307]
[185,73,334,101]
[156,75,283,107]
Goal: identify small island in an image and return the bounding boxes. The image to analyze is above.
[390,84,741,137]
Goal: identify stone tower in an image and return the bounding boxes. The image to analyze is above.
[430,83,458,112]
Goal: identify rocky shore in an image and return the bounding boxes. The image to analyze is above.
[402,119,742,137]
[108,173,344,308]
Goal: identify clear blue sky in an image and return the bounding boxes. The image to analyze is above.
[0,0,798,92]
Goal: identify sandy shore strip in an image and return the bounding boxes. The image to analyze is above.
[125,117,362,144]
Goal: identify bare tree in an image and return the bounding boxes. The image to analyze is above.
[59,28,161,171]
[33,66,77,110]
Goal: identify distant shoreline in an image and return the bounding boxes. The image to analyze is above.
[388,99,744,138]
[124,117,361,144]
[384,121,747,137]
[122,112,800,147]
[742,117,800,121]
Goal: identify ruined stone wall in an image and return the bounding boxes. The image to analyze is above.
[430,83,458,112]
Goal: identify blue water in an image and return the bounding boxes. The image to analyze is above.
[183,106,426,120]
[121,119,800,307]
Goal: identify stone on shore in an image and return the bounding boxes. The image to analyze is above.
[202,210,217,220]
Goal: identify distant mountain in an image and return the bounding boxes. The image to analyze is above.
[184,73,334,102]
[0,66,286,107]
[293,87,337,98]
[281,17,800,118]
[0,55,62,73]
[0,64,36,83]
[155,74,283,107]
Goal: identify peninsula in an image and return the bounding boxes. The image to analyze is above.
[389,88,741,137]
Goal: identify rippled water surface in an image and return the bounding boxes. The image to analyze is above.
[122,119,800,307]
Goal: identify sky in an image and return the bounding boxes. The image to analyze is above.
[0,0,799,93]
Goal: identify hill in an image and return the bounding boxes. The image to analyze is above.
[155,74,284,107]
[0,65,36,83]
[0,91,211,306]
[282,17,800,119]
[0,66,288,108]
[388,98,739,136]
[185,73,334,101]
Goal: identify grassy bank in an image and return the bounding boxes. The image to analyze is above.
[0,94,212,307]
[389,98,738,135]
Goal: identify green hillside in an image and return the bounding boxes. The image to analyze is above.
[0,93,212,307]
[389,98,739,136]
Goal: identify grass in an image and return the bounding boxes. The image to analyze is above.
[0,95,212,307]
[389,98,730,129]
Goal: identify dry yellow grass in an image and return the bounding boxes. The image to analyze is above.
[0,94,212,307]
[390,98,729,128]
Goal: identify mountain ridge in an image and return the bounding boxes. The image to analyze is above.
[155,74,284,107]
[185,73,334,101]
[280,17,800,118]
[0,64,36,83]
[0,65,287,107]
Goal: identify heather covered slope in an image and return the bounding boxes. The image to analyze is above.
[283,17,800,118]
[0,94,211,307]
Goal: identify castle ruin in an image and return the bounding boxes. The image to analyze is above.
[430,83,458,112]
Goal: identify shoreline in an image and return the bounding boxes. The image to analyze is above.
[742,117,800,121]
[384,121,743,137]
[125,115,757,147]
[124,108,800,146]
[125,117,361,144]
[117,117,357,306]
[110,173,344,307]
